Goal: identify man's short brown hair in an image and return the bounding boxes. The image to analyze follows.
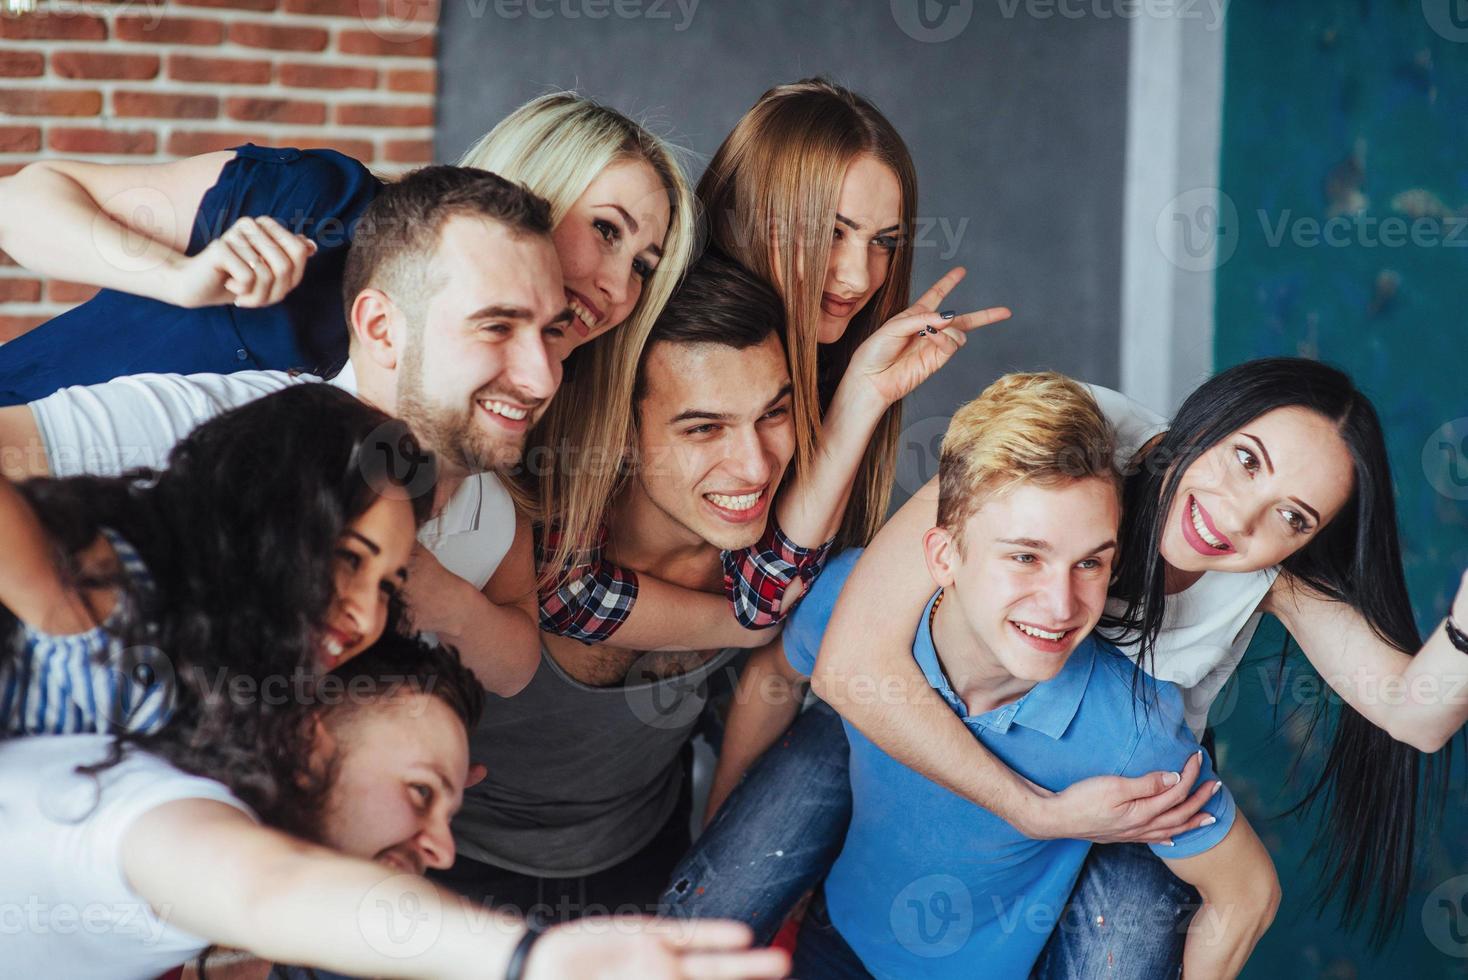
[937,372,1120,551]
[341,165,553,323]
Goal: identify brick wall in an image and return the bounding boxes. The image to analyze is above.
[0,0,438,339]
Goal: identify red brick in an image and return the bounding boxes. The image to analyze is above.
[229,22,329,51]
[385,67,434,93]
[0,279,42,303]
[284,0,379,15]
[0,12,107,41]
[115,16,225,45]
[384,138,432,164]
[0,52,45,78]
[168,55,273,85]
[52,51,161,81]
[115,91,219,120]
[176,0,278,10]
[279,63,378,89]
[337,29,434,57]
[226,97,326,124]
[0,250,15,267]
[167,130,269,156]
[0,165,26,178]
[0,89,102,117]
[0,126,41,153]
[383,0,439,28]
[46,280,102,304]
[285,135,375,160]
[48,127,158,155]
[336,102,432,127]
[0,315,49,342]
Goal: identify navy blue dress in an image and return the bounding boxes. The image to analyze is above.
[0,145,381,406]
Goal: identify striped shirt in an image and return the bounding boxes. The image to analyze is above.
[1,529,175,736]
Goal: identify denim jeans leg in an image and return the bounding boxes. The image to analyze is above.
[1030,842,1200,980]
[789,888,874,980]
[659,700,852,945]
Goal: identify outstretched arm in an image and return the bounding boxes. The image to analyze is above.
[0,152,314,309]
[122,799,789,980]
[812,478,1215,843]
[1267,569,1468,752]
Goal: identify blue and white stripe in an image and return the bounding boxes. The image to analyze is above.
[1,529,175,737]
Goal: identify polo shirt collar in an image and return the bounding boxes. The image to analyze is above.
[911,591,1096,741]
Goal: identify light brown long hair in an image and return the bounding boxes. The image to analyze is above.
[698,78,917,550]
[460,93,698,574]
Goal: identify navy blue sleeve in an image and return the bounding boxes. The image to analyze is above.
[0,145,380,405]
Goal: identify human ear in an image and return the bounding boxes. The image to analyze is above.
[350,288,402,371]
[921,525,959,590]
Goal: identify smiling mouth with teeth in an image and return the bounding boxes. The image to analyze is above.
[567,295,600,334]
[1189,498,1231,550]
[706,491,762,512]
[1013,622,1069,641]
[479,398,530,422]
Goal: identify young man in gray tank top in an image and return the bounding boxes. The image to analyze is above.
[437,256,796,920]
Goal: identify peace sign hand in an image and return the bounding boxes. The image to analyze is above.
[844,266,1011,408]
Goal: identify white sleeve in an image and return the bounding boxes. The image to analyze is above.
[1085,383,1169,467]
[30,371,315,477]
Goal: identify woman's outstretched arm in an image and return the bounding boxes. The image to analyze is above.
[0,153,313,309]
[123,798,790,980]
[1266,569,1468,752]
[811,477,1216,843]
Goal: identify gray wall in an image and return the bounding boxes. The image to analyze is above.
[437,0,1129,506]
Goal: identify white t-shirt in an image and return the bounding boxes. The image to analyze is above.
[1087,384,1280,735]
[0,734,256,979]
[29,363,516,590]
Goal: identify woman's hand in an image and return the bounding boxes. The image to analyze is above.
[843,266,1011,409]
[1024,750,1220,845]
[527,918,790,980]
[164,215,317,309]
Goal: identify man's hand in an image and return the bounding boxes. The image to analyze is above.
[527,918,790,980]
[1024,750,1221,845]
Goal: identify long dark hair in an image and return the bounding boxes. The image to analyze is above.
[6,383,436,822]
[1103,357,1434,941]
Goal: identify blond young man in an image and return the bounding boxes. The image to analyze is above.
[708,373,1279,979]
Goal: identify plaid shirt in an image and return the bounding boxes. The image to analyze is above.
[536,519,834,644]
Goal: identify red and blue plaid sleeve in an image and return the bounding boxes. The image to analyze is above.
[536,522,639,644]
[721,519,834,629]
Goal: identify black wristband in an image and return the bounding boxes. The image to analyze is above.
[504,914,549,980]
[1447,615,1468,655]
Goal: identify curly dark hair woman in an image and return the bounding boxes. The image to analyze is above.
[1,382,436,820]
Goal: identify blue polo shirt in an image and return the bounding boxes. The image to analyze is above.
[785,550,1236,979]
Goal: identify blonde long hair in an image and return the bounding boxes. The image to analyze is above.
[698,78,917,550]
[460,93,698,572]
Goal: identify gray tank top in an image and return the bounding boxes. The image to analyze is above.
[451,645,738,877]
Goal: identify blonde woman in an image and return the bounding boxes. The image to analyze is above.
[0,92,693,406]
[536,79,1010,653]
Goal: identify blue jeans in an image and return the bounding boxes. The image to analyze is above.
[1030,842,1199,979]
[659,700,852,945]
[790,888,873,979]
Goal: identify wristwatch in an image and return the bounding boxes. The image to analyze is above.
[1447,614,1468,654]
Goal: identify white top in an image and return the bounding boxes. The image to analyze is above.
[29,363,516,591]
[0,734,256,979]
[1088,384,1280,736]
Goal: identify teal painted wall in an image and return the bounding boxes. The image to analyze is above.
[1213,1,1468,975]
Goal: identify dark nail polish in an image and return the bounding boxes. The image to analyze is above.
[940,310,957,319]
